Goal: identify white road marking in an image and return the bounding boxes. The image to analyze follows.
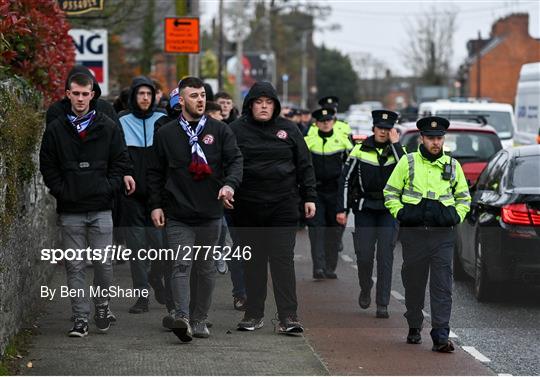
[341,254,354,263]
[351,265,358,270]
[462,346,491,363]
[391,290,405,300]
[422,310,430,318]
[497,374,512,376]
[449,331,458,339]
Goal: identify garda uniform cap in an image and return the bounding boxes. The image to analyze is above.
[417,116,450,136]
[318,96,339,109]
[312,107,336,122]
[371,109,398,129]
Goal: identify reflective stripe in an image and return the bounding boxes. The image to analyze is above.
[451,157,457,182]
[456,200,471,206]
[384,184,401,194]
[407,154,415,191]
[455,191,470,199]
[310,148,349,156]
[358,157,381,166]
[427,191,437,199]
[403,189,422,198]
[385,194,400,201]
[342,158,358,210]
[439,194,454,201]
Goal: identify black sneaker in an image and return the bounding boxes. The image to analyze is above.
[407,328,422,344]
[191,320,210,338]
[107,308,117,323]
[171,314,193,342]
[277,315,304,334]
[68,319,88,337]
[233,296,247,311]
[162,310,175,329]
[237,316,264,331]
[376,305,389,319]
[94,304,111,333]
[358,290,371,309]
[128,297,149,314]
[432,340,455,353]
[313,269,325,280]
[324,270,338,279]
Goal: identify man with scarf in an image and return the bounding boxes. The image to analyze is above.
[39,73,130,337]
[119,76,168,314]
[384,116,470,352]
[229,81,316,334]
[337,110,405,319]
[148,77,243,342]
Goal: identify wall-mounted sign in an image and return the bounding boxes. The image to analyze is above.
[58,0,104,16]
[68,29,109,96]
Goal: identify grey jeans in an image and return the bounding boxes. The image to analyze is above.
[59,211,113,321]
[166,218,221,321]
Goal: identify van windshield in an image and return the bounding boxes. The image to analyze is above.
[434,110,513,139]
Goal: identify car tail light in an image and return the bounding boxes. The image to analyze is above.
[501,203,540,226]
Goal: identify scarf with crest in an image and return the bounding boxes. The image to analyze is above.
[67,110,96,139]
[178,114,212,180]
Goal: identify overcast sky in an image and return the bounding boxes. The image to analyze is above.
[199,0,539,77]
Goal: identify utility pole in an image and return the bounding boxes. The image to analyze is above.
[217,0,224,90]
[175,0,189,79]
[234,0,245,107]
[189,0,200,77]
[476,30,482,99]
[300,31,308,108]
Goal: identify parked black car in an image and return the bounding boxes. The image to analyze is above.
[454,145,540,301]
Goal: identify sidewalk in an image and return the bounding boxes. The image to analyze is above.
[22,259,327,375]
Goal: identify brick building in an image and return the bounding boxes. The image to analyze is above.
[458,13,540,105]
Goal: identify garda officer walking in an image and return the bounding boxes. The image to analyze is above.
[306,96,352,137]
[383,116,471,352]
[305,107,353,279]
[337,110,405,318]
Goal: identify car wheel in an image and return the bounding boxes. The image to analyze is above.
[474,235,493,301]
[453,239,467,281]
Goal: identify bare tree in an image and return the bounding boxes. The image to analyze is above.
[402,6,457,85]
[350,52,389,101]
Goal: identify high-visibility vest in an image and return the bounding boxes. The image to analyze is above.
[383,151,471,222]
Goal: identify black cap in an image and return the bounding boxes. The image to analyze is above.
[318,96,339,109]
[372,110,398,129]
[312,107,336,122]
[416,116,450,136]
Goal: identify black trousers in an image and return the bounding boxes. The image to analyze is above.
[307,190,342,274]
[231,197,299,320]
[400,227,455,344]
[353,209,398,306]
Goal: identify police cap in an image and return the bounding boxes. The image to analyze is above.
[372,110,398,129]
[318,96,339,109]
[416,116,450,136]
[312,107,336,122]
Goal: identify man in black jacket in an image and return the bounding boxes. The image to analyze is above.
[230,81,317,334]
[148,77,243,342]
[39,73,130,337]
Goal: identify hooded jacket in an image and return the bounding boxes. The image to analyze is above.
[45,65,120,128]
[40,107,130,214]
[119,76,165,199]
[229,81,317,203]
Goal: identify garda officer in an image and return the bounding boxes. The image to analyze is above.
[336,110,405,318]
[306,96,352,137]
[305,107,353,279]
[383,116,471,352]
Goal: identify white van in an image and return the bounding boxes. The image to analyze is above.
[514,62,540,145]
[418,100,516,148]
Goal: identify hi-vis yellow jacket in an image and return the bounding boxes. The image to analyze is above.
[383,151,471,222]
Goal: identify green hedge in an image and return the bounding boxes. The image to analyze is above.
[0,77,43,234]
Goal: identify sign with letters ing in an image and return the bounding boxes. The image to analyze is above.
[164,17,200,54]
[68,29,109,96]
